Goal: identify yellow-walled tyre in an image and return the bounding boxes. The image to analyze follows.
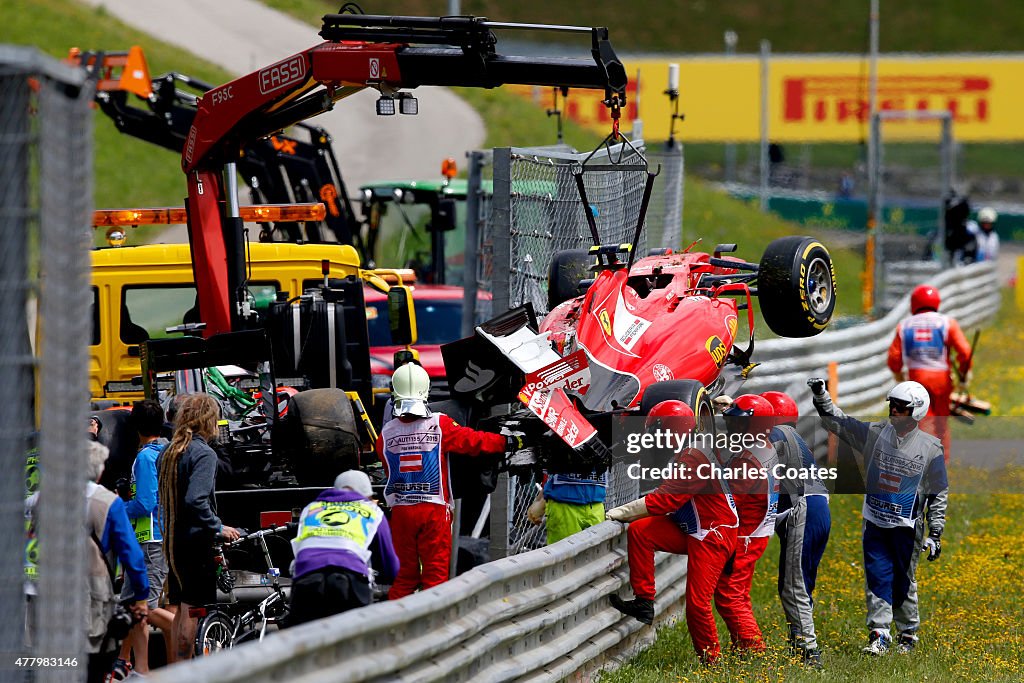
[758,236,836,337]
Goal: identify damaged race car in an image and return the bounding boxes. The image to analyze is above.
[441,232,836,473]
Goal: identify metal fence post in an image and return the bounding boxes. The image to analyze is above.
[0,67,32,670]
[491,148,512,316]
[489,472,510,560]
[36,55,93,681]
[461,149,484,338]
[938,116,955,258]
[723,29,738,183]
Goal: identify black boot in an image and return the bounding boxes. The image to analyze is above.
[609,595,654,625]
[802,647,823,669]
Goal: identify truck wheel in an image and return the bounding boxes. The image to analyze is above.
[547,249,594,310]
[758,236,836,338]
[275,389,360,486]
[639,379,715,435]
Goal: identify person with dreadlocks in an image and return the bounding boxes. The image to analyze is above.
[158,393,240,662]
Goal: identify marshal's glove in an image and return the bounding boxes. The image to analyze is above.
[712,395,735,413]
[605,497,650,523]
[807,377,827,398]
[923,534,942,562]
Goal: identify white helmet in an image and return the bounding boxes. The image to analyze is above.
[392,363,430,418]
[886,381,930,421]
[978,207,998,224]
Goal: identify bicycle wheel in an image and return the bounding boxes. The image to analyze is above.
[195,610,235,656]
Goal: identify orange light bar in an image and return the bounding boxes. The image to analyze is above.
[92,207,187,227]
[92,202,327,227]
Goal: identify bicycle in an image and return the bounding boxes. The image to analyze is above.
[193,524,294,656]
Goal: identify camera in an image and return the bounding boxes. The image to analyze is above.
[105,603,136,641]
[114,477,133,502]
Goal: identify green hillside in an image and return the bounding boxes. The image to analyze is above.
[263,0,1014,53]
[1,0,233,211]
[5,0,864,317]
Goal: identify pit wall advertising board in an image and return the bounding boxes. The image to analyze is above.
[507,54,1024,143]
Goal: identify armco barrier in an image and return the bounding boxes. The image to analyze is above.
[743,261,999,432]
[151,263,998,683]
[149,522,686,683]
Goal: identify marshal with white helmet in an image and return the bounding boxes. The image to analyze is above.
[391,363,432,418]
[807,376,948,655]
[885,381,931,422]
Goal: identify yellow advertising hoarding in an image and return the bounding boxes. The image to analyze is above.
[508,55,1024,142]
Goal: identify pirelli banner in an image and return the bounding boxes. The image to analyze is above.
[508,54,1024,142]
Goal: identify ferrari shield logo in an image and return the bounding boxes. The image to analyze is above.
[599,310,612,336]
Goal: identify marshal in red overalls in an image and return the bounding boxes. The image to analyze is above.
[887,284,971,458]
[377,412,506,599]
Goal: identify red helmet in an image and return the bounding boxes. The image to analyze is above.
[723,394,775,434]
[910,284,940,314]
[645,400,696,434]
[760,391,797,426]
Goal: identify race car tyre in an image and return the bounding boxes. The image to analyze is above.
[547,249,594,310]
[758,236,836,338]
[639,379,715,435]
[274,388,361,486]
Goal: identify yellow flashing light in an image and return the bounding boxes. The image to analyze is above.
[92,202,327,228]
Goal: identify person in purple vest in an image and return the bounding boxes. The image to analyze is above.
[287,470,398,625]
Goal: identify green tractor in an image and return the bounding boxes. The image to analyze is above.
[359,168,493,286]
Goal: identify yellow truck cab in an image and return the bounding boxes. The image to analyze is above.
[90,241,367,402]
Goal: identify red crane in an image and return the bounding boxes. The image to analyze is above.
[180,13,627,336]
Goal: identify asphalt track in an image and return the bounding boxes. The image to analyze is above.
[79,0,486,241]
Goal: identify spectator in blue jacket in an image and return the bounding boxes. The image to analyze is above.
[86,440,148,682]
[111,400,175,679]
[288,470,399,625]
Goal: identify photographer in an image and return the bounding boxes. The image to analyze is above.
[85,440,148,683]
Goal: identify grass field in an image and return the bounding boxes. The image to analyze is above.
[599,479,1024,683]
[950,289,1024,439]
[601,288,1024,682]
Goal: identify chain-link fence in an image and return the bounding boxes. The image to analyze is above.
[489,451,641,559]
[0,46,93,681]
[464,137,681,558]
[645,139,684,250]
[474,138,685,319]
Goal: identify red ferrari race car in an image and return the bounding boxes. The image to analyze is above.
[441,235,836,468]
